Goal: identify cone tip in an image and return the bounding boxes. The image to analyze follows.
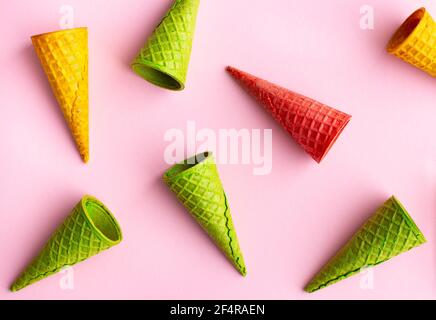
[239,266,247,277]
[225,65,239,76]
[10,282,21,292]
[233,254,247,276]
[304,286,312,293]
[81,152,89,163]
[304,281,320,293]
[226,66,251,82]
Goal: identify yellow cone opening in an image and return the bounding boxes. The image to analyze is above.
[388,8,426,53]
[31,27,87,41]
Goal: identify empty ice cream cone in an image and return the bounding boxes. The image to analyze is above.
[132,0,200,90]
[163,152,247,275]
[31,27,89,162]
[305,196,426,293]
[11,195,122,292]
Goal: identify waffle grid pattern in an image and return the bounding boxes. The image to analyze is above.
[255,80,351,162]
[390,10,436,77]
[227,67,351,162]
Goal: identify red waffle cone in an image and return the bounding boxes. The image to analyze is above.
[226,66,351,162]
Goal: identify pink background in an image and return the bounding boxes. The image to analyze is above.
[1,0,436,300]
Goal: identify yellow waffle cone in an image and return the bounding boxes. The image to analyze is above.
[387,7,436,77]
[31,27,89,162]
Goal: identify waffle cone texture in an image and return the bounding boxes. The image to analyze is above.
[226,66,351,163]
[305,196,426,293]
[31,27,89,162]
[387,7,436,77]
[163,152,247,275]
[132,0,200,90]
[11,196,122,292]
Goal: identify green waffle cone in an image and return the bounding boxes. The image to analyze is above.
[163,152,247,275]
[305,196,426,293]
[11,195,123,292]
[132,0,200,90]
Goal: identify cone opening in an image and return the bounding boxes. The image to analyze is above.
[132,62,184,91]
[387,8,426,53]
[31,27,88,41]
[315,114,352,163]
[163,151,211,181]
[82,196,122,244]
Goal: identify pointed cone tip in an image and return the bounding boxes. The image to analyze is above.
[238,265,247,277]
[226,66,243,77]
[81,152,89,163]
[304,283,317,293]
[231,252,247,277]
[10,282,21,293]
